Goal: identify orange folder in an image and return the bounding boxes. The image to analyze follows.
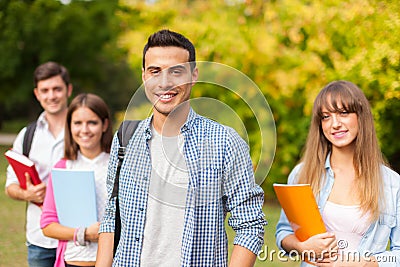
[274,183,326,241]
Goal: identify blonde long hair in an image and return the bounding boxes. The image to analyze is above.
[297,80,386,221]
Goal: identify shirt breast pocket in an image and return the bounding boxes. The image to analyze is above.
[195,168,223,205]
[373,213,395,246]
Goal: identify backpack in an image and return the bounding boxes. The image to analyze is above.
[111,120,140,257]
[23,121,37,157]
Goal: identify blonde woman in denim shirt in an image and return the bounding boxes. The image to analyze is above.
[276,81,400,267]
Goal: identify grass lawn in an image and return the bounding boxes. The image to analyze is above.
[0,145,28,267]
[226,204,300,267]
[0,144,299,266]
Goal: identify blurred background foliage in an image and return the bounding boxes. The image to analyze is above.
[1,0,399,199]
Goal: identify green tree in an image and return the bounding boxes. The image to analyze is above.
[0,0,138,128]
[116,0,400,198]
[3,0,399,199]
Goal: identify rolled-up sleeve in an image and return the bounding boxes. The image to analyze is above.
[223,128,267,255]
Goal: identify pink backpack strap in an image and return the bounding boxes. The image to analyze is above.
[45,158,67,267]
[54,159,67,169]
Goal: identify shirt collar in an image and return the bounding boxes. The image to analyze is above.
[142,108,200,139]
[36,112,65,142]
[324,152,334,177]
[181,108,200,133]
[36,112,48,128]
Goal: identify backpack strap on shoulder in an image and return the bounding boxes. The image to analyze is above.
[112,120,140,257]
[111,120,140,199]
[23,121,37,157]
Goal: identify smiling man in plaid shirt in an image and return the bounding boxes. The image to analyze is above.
[96,29,267,267]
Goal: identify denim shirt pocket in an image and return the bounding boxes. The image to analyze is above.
[372,213,395,247]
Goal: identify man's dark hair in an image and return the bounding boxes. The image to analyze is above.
[33,61,70,87]
[143,29,196,71]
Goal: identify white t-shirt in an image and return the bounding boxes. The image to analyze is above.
[6,112,63,248]
[63,151,109,262]
[323,201,370,253]
[140,127,189,267]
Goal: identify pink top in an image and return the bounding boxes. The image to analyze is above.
[40,159,67,267]
[322,201,370,252]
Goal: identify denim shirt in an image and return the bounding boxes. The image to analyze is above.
[275,154,400,267]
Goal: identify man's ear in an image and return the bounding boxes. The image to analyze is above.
[33,88,39,100]
[191,67,199,86]
[67,84,73,97]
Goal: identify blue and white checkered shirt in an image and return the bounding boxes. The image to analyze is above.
[100,109,267,266]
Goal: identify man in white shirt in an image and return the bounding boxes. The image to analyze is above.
[5,61,73,267]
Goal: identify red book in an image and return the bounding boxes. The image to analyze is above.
[4,149,42,206]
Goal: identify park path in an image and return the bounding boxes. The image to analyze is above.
[0,133,16,146]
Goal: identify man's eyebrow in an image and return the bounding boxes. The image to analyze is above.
[146,65,161,71]
[169,65,187,71]
[146,65,188,72]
